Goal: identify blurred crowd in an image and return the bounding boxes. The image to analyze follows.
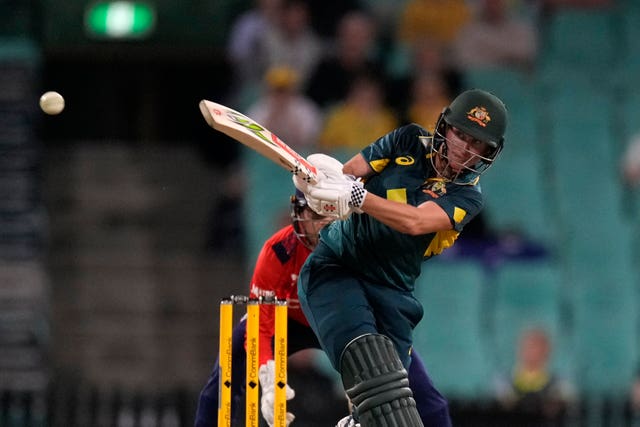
[225,0,538,147]
[209,0,543,255]
[209,0,617,256]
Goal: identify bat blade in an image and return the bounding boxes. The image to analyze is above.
[199,100,318,184]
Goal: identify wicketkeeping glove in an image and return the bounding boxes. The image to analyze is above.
[335,415,360,427]
[259,360,295,426]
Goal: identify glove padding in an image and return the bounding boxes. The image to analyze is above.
[294,153,344,196]
[259,360,295,426]
[292,154,367,220]
[336,415,360,427]
[304,174,366,218]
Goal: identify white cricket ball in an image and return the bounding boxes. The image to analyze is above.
[39,91,65,115]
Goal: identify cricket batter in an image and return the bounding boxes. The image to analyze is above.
[195,191,454,426]
[294,89,508,426]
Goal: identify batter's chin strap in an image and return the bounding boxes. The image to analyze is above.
[340,334,424,427]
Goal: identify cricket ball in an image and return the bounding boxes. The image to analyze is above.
[39,91,65,115]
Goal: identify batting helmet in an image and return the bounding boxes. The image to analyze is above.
[443,88,507,150]
[431,89,508,184]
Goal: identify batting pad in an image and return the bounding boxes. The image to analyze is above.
[340,334,424,427]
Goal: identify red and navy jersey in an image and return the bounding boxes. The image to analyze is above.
[248,224,311,365]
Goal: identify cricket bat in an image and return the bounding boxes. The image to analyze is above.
[199,100,319,184]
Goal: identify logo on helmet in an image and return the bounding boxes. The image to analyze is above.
[466,107,491,128]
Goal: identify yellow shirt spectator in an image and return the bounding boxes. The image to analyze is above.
[397,0,471,46]
[319,74,398,152]
[405,72,451,133]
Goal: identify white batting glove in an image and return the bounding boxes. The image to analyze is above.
[303,153,366,210]
[259,360,295,426]
[292,153,367,219]
[307,153,344,178]
[306,175,367,212]
[293,174,350,219]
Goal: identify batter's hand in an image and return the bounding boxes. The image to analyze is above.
[293,154,366,219]
[293,153,343,194]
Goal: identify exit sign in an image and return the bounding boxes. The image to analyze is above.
[85,1,155,39]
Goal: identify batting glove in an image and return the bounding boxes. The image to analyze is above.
[292,153,367,219]
[293,153,343,194]
[306,174,366,210]
[259,360,295,426]
[307,153,344,178]
[294,174,364,219]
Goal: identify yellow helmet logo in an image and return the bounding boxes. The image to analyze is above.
[466,106,491,128]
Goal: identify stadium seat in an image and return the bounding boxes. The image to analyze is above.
[480,140,550,242]
[541,8,617,69]
[412,259,492,400]
[571,283,638,396]
[489,260,565,376]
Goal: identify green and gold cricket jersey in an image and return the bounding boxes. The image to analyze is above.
[320,123,484,291]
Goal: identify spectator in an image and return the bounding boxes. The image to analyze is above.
[621,132,640,188]
[247,65,323,152]
[262,0,324,91]
[386,40,461,114]
[226,0,284,107]
[396,0,471,48]
[359,0,406,41]
[451,0,538,72]
[493,327,576,423]
[318,73,398,155]
[401,71,451,132]
[304,0,362,39]
[305,10,384,109]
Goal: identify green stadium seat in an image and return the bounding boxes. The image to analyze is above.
[541,8,617,69]
[489,261,565,376]
[480,139,551,242]
[571,283,638,396]
[412,259,492,400]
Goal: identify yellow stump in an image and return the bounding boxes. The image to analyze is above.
[273,300,288,427]
[218,300,233,427]
[246,300,260,427]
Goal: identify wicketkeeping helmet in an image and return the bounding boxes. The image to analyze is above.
[290,189,332,250]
